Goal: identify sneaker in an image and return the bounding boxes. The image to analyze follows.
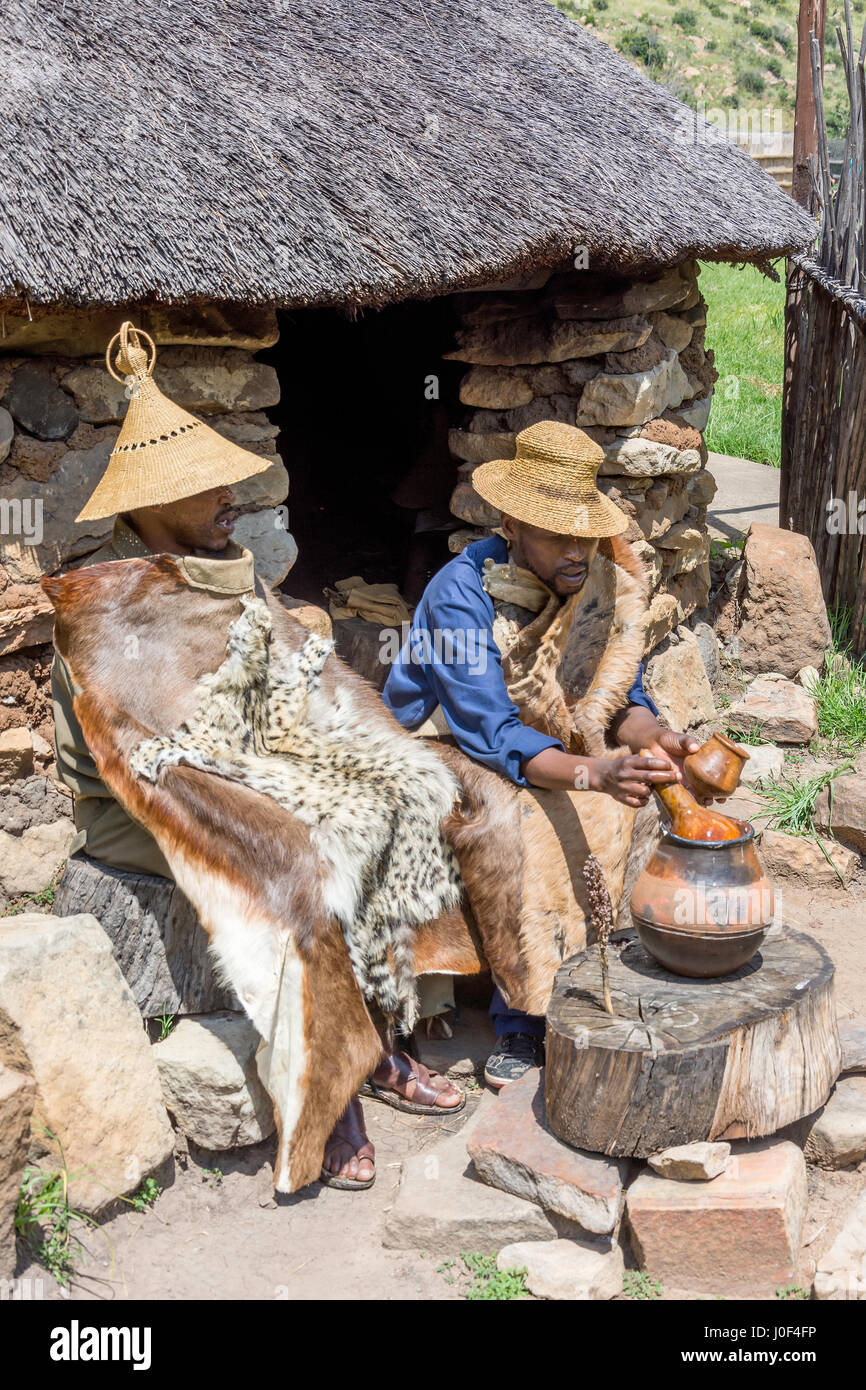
[483,1033,545,1090]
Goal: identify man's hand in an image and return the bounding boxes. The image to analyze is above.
[609,708,713,803]
[589,754,678,808]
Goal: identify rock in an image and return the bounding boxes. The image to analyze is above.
[678,394,713,431]
[839,1020,866,1076]
[727,674,818,744]
[210,411,280,447]
[647,1142,731,1181]
[232,510,298,588]
[0,440,114,582]
[634,480,691,543]
[758,828,857,889]
[0,775,70,835]
[0,305,279,356]
[644,640,716,730]
[686,468,717,508]
[644,592,681,651]
[278,598,332,640]
[797,664,821,694]
[444,315,652,367]
[153,1012,274,1150]
[61,348,280,424]
[231,459,288,510]
[448,527,491,553]
[652,310,694,353]
[654,521,705,552]
[554,267,694,319]
[0,583,55,656]
[643,416,704,453]
[466,1070,627,1235]
[739,743,785,786]
[0,914,174,1214]
[735,525,832,678]
[683,620,720,686]
[497,1238,624,1301]
[0,407,13,465]
[0,819,74,899]
[813,1189,866,1299]
[5,362,78,440]
[383,1093,561,1258]
[803,1078,866,1169]
[448,429,516,465]
[459,367,535,410]
[0,1065,36,1279]
[7,435,67,482]
[813,771,866,854]
[0,727,33,784]
[450,465,501,528]
[603,332,671,376]
[626,1139,808,1297]
[599,435,702,478]
[579,351,691,428]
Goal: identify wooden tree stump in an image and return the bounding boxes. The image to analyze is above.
[545,927,840,1157]
[52,855,238,1019]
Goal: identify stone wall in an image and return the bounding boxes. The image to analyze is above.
[443,260,718,652]
[0,305,292,779]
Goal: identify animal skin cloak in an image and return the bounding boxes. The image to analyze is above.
[44,543,647,1192]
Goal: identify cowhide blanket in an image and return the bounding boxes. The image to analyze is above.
[43,552,645,1194]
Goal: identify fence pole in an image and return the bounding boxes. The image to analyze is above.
[792,0,826,208]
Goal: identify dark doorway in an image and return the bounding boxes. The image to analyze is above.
[259,296,464,607]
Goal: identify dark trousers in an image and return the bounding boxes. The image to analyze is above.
[489,987,545,1040]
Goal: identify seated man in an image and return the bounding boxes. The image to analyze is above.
[52,324,462,1195]
[383,420,702,1087]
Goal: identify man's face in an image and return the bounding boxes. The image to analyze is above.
[131,485,238,554]
[501,515,599,598]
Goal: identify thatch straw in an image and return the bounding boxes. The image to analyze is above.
[0,0,815,310]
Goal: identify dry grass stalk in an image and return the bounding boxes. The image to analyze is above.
[583,853,614,1016]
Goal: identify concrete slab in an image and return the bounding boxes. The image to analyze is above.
[706,452,780,540]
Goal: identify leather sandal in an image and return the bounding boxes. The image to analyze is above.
[320,1099,376,1190]
[360,1051,466,1116]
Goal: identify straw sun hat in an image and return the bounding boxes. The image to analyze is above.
[75,322,272,522]
[471,421,628,539]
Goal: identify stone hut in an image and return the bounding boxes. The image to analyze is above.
[0,0,813,775]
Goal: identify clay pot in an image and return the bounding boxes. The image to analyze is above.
[684,732,750,801]
[630,819,774,978]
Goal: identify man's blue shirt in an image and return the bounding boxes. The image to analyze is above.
[382,536,657,787]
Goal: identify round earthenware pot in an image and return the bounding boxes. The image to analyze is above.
[630,820,774,978]
[683,732,750,801]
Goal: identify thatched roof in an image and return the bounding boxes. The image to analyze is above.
[0,0,814,311]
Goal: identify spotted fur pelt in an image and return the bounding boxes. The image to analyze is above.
[130,595,462,1031]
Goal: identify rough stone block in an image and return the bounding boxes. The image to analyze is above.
[599,435,702,478]
[758,828,857,890]
[232,510,298,588]
[6,362,78,440]
[0,819,74,899]
[803,1077,866,1169]
[0,1065,36,1280]
[467,1070,627,1234]
[578,351,691,428]
[0,407,13,464]
[0,727,34,785]
[497,1238,624,1300]
[153,1012,274,1150]
[735,524,832,678]
[814,770,866,855]
[839,1019,866,1076]
[444,315,652,367]
[626,1139,808,1297]
[727,674,818,744]
[0,914,173,1214]
[383,1094,560,1258]
[647,1142,730,1181]
[813,1189,866,1299]
[739,743,785,787]
[645,639,716,730]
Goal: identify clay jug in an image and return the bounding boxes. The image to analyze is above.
[684,732,750,801]
[654,781,744,842]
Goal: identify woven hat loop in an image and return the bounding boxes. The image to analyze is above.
[105,321,157,384]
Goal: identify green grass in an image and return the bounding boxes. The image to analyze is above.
[700,261,785,467]
[623,1269,664,1299]
[14,1132,97,1288]
[437,1252,530,1299]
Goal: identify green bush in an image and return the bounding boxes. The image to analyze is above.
[617,28,668,71]
[705,37,717,49]
[594,0,609,10]
[766,55,782,77]
[672,7,698,31]
[740,68,766,94]
[772,24,793,53]
[749,17,774,38]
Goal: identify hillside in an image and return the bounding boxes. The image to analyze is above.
[553,0,860,134]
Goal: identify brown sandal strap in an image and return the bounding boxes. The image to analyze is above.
[372,1051,458,1108]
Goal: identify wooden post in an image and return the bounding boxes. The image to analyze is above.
[792,0,826,208]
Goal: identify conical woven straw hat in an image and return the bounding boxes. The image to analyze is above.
[75,322,272,522]
[472,421,628,539]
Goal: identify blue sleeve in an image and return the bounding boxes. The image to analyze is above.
[416,591,563,786]
[625,661,658,717]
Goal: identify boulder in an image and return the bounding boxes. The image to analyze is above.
[7,435,66,482]
[0,440,114,582]
[599,435,702,478]
[496,1238,624,1301]
[757,828,857,890]
[466,1070,627,1235]
[839,1019,866,1076]
[734,525,832,678]
[0,776,71,835]
[449,464,501,528]
[803,1077,866,1169]
[383,1093,561,1258]
[0,407,13,464]
[578,351,691,428]
[651,310,694,352]
[814,768,866,853]
[448,429,516,465]
[647,1142,731,1181]
[686,468,717,508]
[153,1012,274,1150]
[5,362,78,440]
[0,305,279,356]
[644,639,716,730]
[0,914,174,1214]
[739,743,785,786]
[644,592,681,651]
[727,674,818,743]
[0,583,55,657]
[232,510,298,588]
[459,367,535,410]
[553,266,695,320]
[814,1189,866,1299]
[0,727,34,784]
[0,819,74,900]
[231,459,288,511]
[678,394,713,432]
[0,1065,36,1280]
[444,315,652,367]
[61,348,280,424]
[682,621,720,686]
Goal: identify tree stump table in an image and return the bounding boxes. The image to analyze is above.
[545,927,840,1156]
[53,854,238,1019]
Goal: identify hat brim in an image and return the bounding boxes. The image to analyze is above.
[472,458,629,539]
[75,440,274,522]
